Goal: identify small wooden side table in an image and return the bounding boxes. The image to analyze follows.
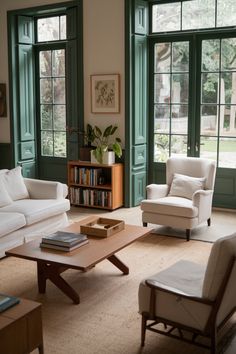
[0,298,43,354]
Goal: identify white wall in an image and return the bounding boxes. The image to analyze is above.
[0,0,125,145]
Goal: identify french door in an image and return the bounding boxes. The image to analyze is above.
[150,32,236,208]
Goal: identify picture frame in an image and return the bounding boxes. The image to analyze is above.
[91,74,120,113]
[0,83,7,117]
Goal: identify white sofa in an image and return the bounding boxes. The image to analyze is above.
[0,167,70,258]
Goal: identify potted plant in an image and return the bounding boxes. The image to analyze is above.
[90,125,122,164]
[67,124,96,161]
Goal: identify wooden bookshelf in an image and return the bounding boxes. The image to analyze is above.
[68,161,123,210]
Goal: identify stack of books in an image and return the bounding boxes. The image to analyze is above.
[40,231,89,252]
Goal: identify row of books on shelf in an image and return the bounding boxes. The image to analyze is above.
[72,167,103,186]
[40,231,89,252]
[70,187,112,208]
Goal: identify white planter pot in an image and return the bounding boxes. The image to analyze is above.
[90,150,115,165]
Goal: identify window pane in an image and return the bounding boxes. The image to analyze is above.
[37,17,59,42]
[154,105,170,133]
[217,0,236,28]
[60,15,67,40]
[171,135,187,157]
[154,43,171,73]
[201,40,220,72]
[219,105,236,136]
[41,105,52,130]
[41,131,53,156]
[39,51,51,77]
[219,138,236,168]
[172,42,189,72]
[201,73,219,104]
[154,134,169,162]
[53,78,65,104]
[54,132,66,157]
[54,105,66,130]
[172,74,189,103]
[40,79,52,104]
[200,136,217,161]
[172,105,188,134]
[152,3,181,33]
[154,74,170,103]
[182,0,215,30]
[52,49,65,77]
[221,38,236,71]
[220,73,236,105]
[201,105,218,135]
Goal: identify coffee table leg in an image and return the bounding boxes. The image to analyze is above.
[37,261,80,304]
[107,255,129,275]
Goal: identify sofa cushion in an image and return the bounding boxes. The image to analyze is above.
[3,166,29,201]
[1,199,70,226]
[0,212,26,238]
[169,173,205,200]
[141,196,198,218]
[0,178,12,207]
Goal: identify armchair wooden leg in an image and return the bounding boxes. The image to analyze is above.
[207,218,211,227]
[143,222,147,227]
[186,229,191,241]
[210,327,217,354]
[141,314,147,346]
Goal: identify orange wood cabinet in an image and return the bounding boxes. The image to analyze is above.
[68,161,123,210]
[0,298,43,354]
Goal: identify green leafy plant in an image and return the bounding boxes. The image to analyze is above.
[90,125,122,164]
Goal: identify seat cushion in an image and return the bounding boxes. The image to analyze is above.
[141,196,198,218]
[139,260,210,330]
[0,212,26,238]
[1,199,70,226]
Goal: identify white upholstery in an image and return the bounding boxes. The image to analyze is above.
[0,178,13,207]
[139,260,210,330]
[24,178,68,199]
[3,166,29,200]
[139,232,236,348]
[0,212,26,238]
[0,168,70,258]
[141,157,216,239]
[169,173,205,199]
[1,199,70,226]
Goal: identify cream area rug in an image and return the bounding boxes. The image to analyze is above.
[1,226,235,354]
[69,206,236,243]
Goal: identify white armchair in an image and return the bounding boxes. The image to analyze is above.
[141,157,216,241]
[138,232,236,354]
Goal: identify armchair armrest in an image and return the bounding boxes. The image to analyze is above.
[146,184,169,199]
[145,279,213,305]
[24,178,68,199]
[192,189,214,223]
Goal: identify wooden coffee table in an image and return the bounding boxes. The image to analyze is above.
[6,216,151,304]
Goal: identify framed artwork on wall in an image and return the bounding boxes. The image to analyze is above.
[90,74,120,113]
[0,84,7,117]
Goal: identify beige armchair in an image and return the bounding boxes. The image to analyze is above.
[138,232,236,354]
[141,157,216,241]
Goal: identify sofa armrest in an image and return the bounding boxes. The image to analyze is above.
[192,189,213,223]
[24,178,68,199]
[146,184,169,199]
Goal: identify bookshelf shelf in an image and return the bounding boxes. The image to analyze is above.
[68,161,123,210]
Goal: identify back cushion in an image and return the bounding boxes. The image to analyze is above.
[169,173,205,200]
[3,166,29,201]
[0,178,13,207]
[202,232,236,300]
